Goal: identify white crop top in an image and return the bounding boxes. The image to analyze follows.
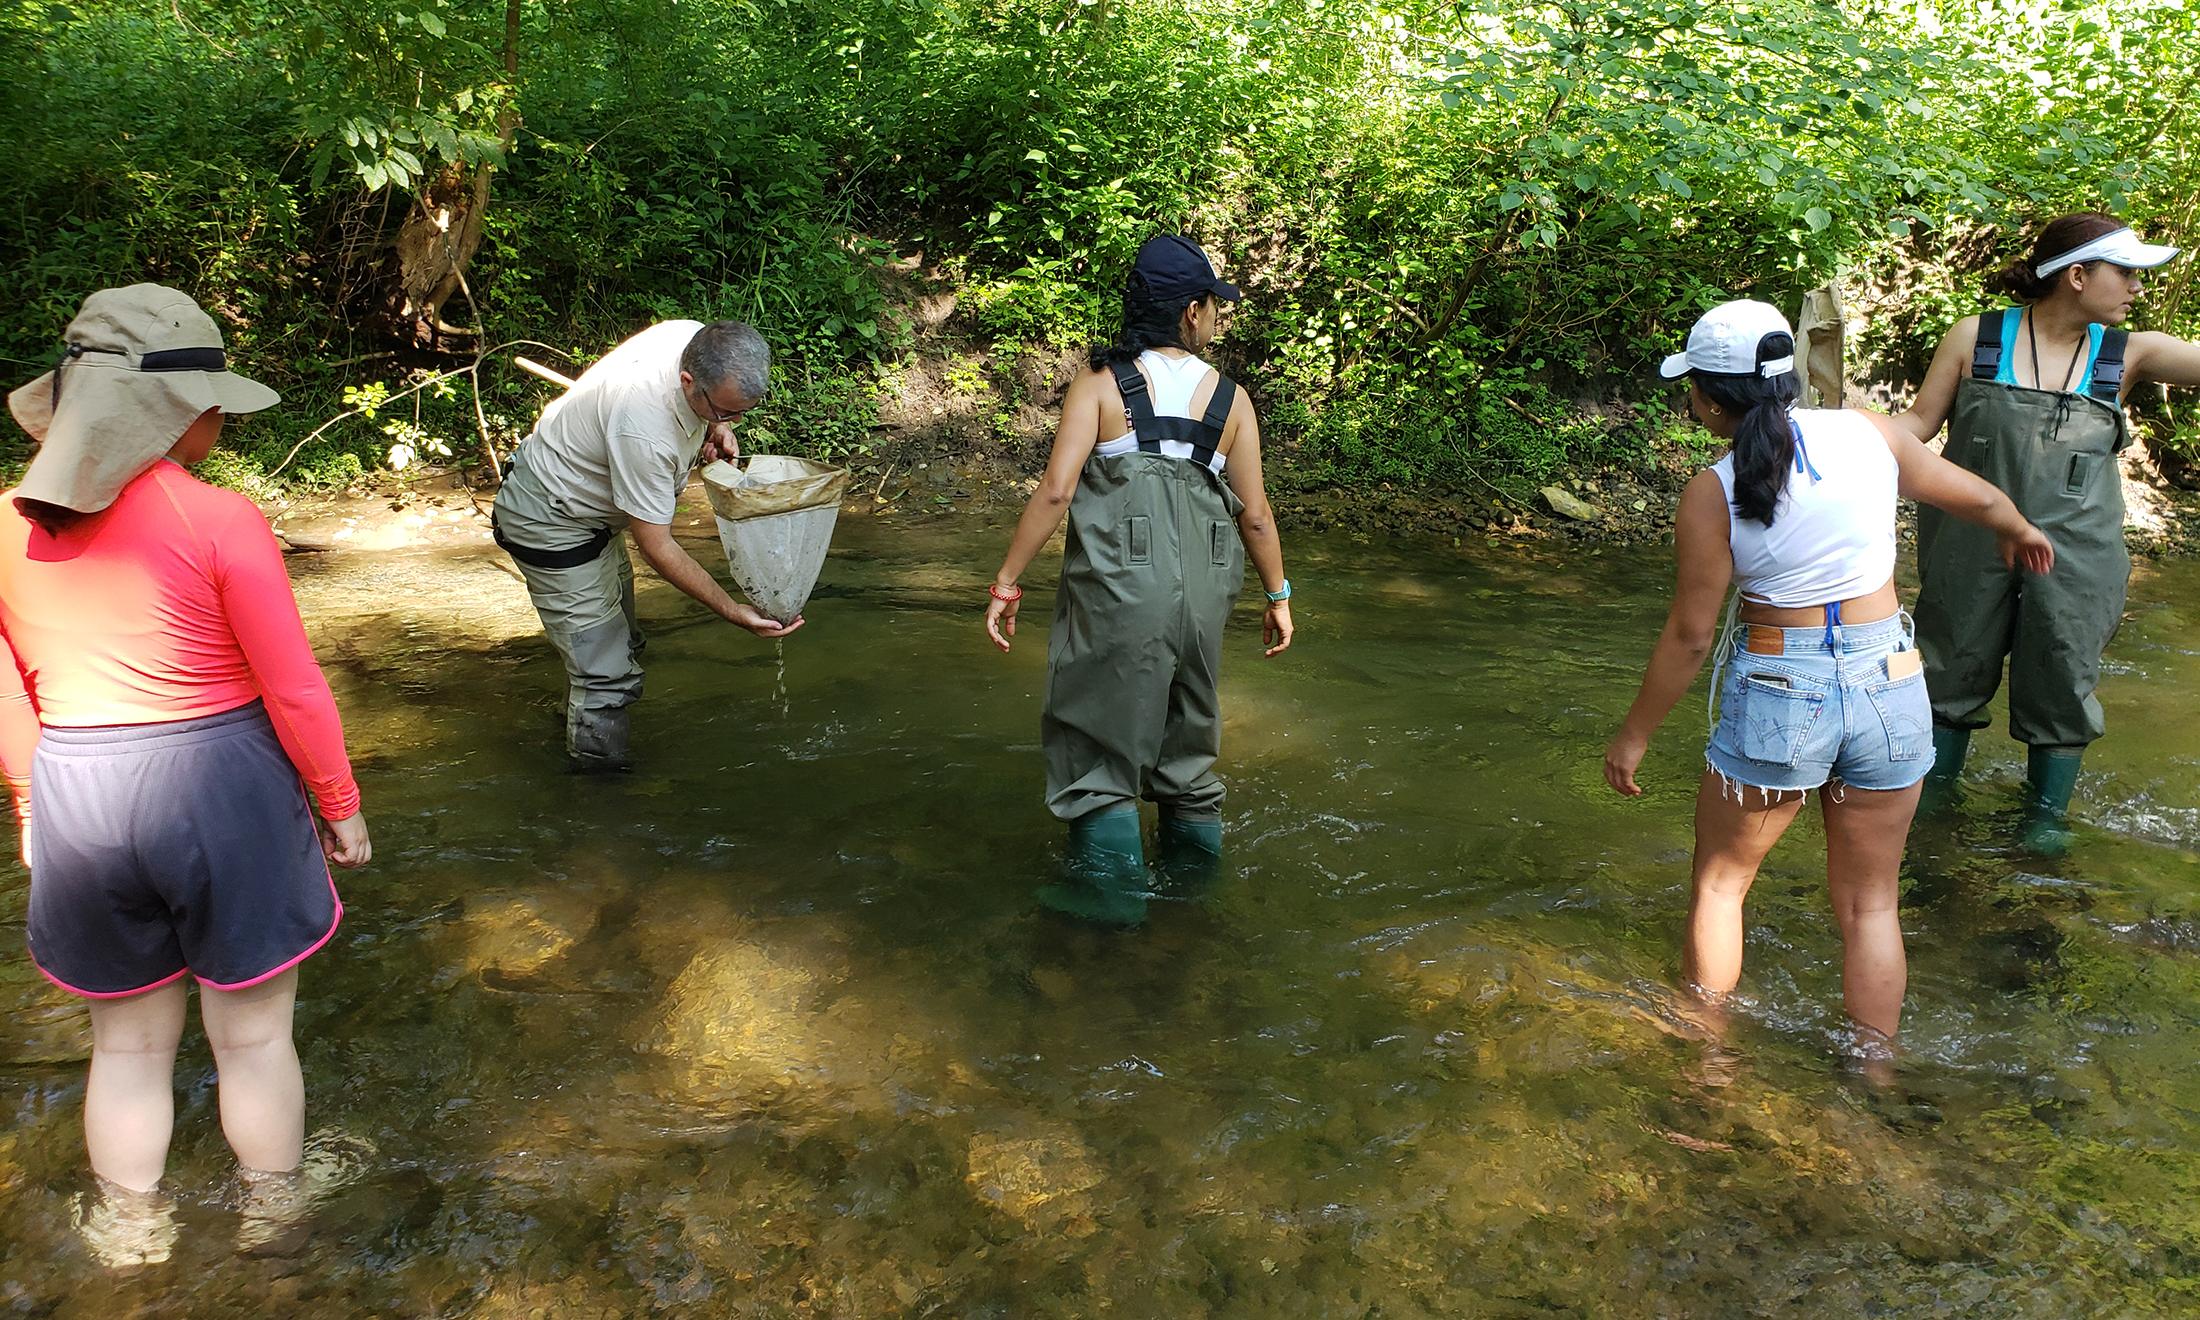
[1093,350,1229,473]
[1711,408,1897,608]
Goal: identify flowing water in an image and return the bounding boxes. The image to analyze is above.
[3,511,2199,1316]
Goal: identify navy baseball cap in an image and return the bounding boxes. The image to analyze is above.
[1131,235,1241,303]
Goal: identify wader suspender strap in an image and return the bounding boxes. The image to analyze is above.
[1193,377,1238,468]
[1973,308,2127,403]
[1109,359,1157,439]
[491,513,617,570]
[2090,328,2128,403]
[1972,309,2007,380]
[1106,359,1233,468]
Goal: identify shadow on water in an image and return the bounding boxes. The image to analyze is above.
[4,518,2200,1313]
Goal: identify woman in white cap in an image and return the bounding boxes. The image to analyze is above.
[0,285,372,1261]
[1604,300,2053,1053]
[1895,214,2200,852]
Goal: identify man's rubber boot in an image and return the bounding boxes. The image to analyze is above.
[1154,810,1223,895]
[1039,806,1149,926]
[567,704,634,773]
[2021,745,2083,856]
[1919,724,1970,813]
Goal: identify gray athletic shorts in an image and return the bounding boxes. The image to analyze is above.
[26,702,342,998]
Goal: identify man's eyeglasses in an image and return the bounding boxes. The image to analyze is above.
[694,384,754,424]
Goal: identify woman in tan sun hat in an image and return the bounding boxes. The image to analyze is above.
[0,285,372,1262]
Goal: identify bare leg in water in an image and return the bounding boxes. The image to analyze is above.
[1685,769,1806,1004]
[84,983,190,1192]
[198,969,305,1175]
[1820,782,1921,1052]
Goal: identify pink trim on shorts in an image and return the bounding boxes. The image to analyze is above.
[195,869,345,993]
[34,962,191,1001]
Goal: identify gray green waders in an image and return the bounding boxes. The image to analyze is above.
[1038,363,1246,917]
[1915,309,2129,845]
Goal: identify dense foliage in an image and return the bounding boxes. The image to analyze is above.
[2,0,2196,490]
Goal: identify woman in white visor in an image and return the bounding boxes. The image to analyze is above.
[1895,214,2200,853]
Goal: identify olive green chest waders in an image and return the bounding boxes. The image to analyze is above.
[1038,363,1245,921]
[1914,309,2129,848]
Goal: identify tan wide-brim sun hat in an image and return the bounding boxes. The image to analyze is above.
[7,283,279,514]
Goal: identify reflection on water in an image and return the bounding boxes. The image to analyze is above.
[4,514,2199,1312]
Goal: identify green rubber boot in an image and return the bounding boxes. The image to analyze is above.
[2021,745,2083,857]
[1154,810,1223,894]
[1039,806,1149,926]
[1919,724,1970,812]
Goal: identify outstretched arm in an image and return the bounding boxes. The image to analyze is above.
[1863,411,2053,573]
[627,518,803,637]
[2128,330,2200,390]
[1604,471,1733,797]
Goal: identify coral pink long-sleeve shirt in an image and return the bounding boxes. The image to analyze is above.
[0,461,361,827]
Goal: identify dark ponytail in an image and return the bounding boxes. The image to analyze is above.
[1984,212,2123,302]
[1696,330,1801,527]
[1089,274,1199,370]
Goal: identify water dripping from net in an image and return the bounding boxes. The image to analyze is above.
[772,638,790,719]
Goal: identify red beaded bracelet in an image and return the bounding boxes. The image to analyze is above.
[989,582,1023,602]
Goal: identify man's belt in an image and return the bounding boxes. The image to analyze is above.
[491,513,617,569]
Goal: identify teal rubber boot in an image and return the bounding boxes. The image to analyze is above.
[1154,810,1223,894]
[2021,745,2083,856]
[1919,724,1970,812]
[1039,806,1149,926]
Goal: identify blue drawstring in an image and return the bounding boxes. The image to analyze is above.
[1823,599,1842,653]
[1792,422,1823,483]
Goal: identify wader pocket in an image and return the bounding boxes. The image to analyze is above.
[2065,452,2098,496]
[1127,516,1151,565]
[1722,673,1824,767]
[1210,522,1232,566]
[1865,671,1930,762]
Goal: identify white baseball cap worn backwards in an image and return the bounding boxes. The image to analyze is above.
[1658,299,1796,381]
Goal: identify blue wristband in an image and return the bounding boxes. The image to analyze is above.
[1265,579,1292,603]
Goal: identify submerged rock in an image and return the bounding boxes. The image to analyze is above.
[965,1123,1106,1235]
[457,890,603,982]
[647,940,836,1100]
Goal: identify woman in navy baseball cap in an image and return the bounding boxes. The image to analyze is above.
[981,234,1290,923]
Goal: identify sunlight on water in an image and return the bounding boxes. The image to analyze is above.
[3,514,2198,1312]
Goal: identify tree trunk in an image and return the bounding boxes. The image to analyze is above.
[386,0,521,349]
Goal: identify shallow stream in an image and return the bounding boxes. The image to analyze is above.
[4,511,2198,1315]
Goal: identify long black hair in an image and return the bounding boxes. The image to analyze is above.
[1089,274,1200,370]
[1695,330,1801,526]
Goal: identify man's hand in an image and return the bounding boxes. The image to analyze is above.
[729,602,804,638]
[699,420,740,466]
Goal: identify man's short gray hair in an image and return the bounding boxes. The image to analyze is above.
[681,321,771,402]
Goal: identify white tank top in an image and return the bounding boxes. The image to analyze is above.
[1711,408,1897,607]
[1093,350,1228,473]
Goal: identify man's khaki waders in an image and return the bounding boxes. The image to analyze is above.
[491,443,645,767]
[1042,452,1246,824]
[1915,326,2130,750]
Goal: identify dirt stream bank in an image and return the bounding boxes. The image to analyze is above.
[265,437,2200,566]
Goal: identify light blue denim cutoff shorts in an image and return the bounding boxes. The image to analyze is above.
[1705,611,1933,798]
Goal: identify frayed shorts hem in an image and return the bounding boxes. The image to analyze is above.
[1702,754,1932,805]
